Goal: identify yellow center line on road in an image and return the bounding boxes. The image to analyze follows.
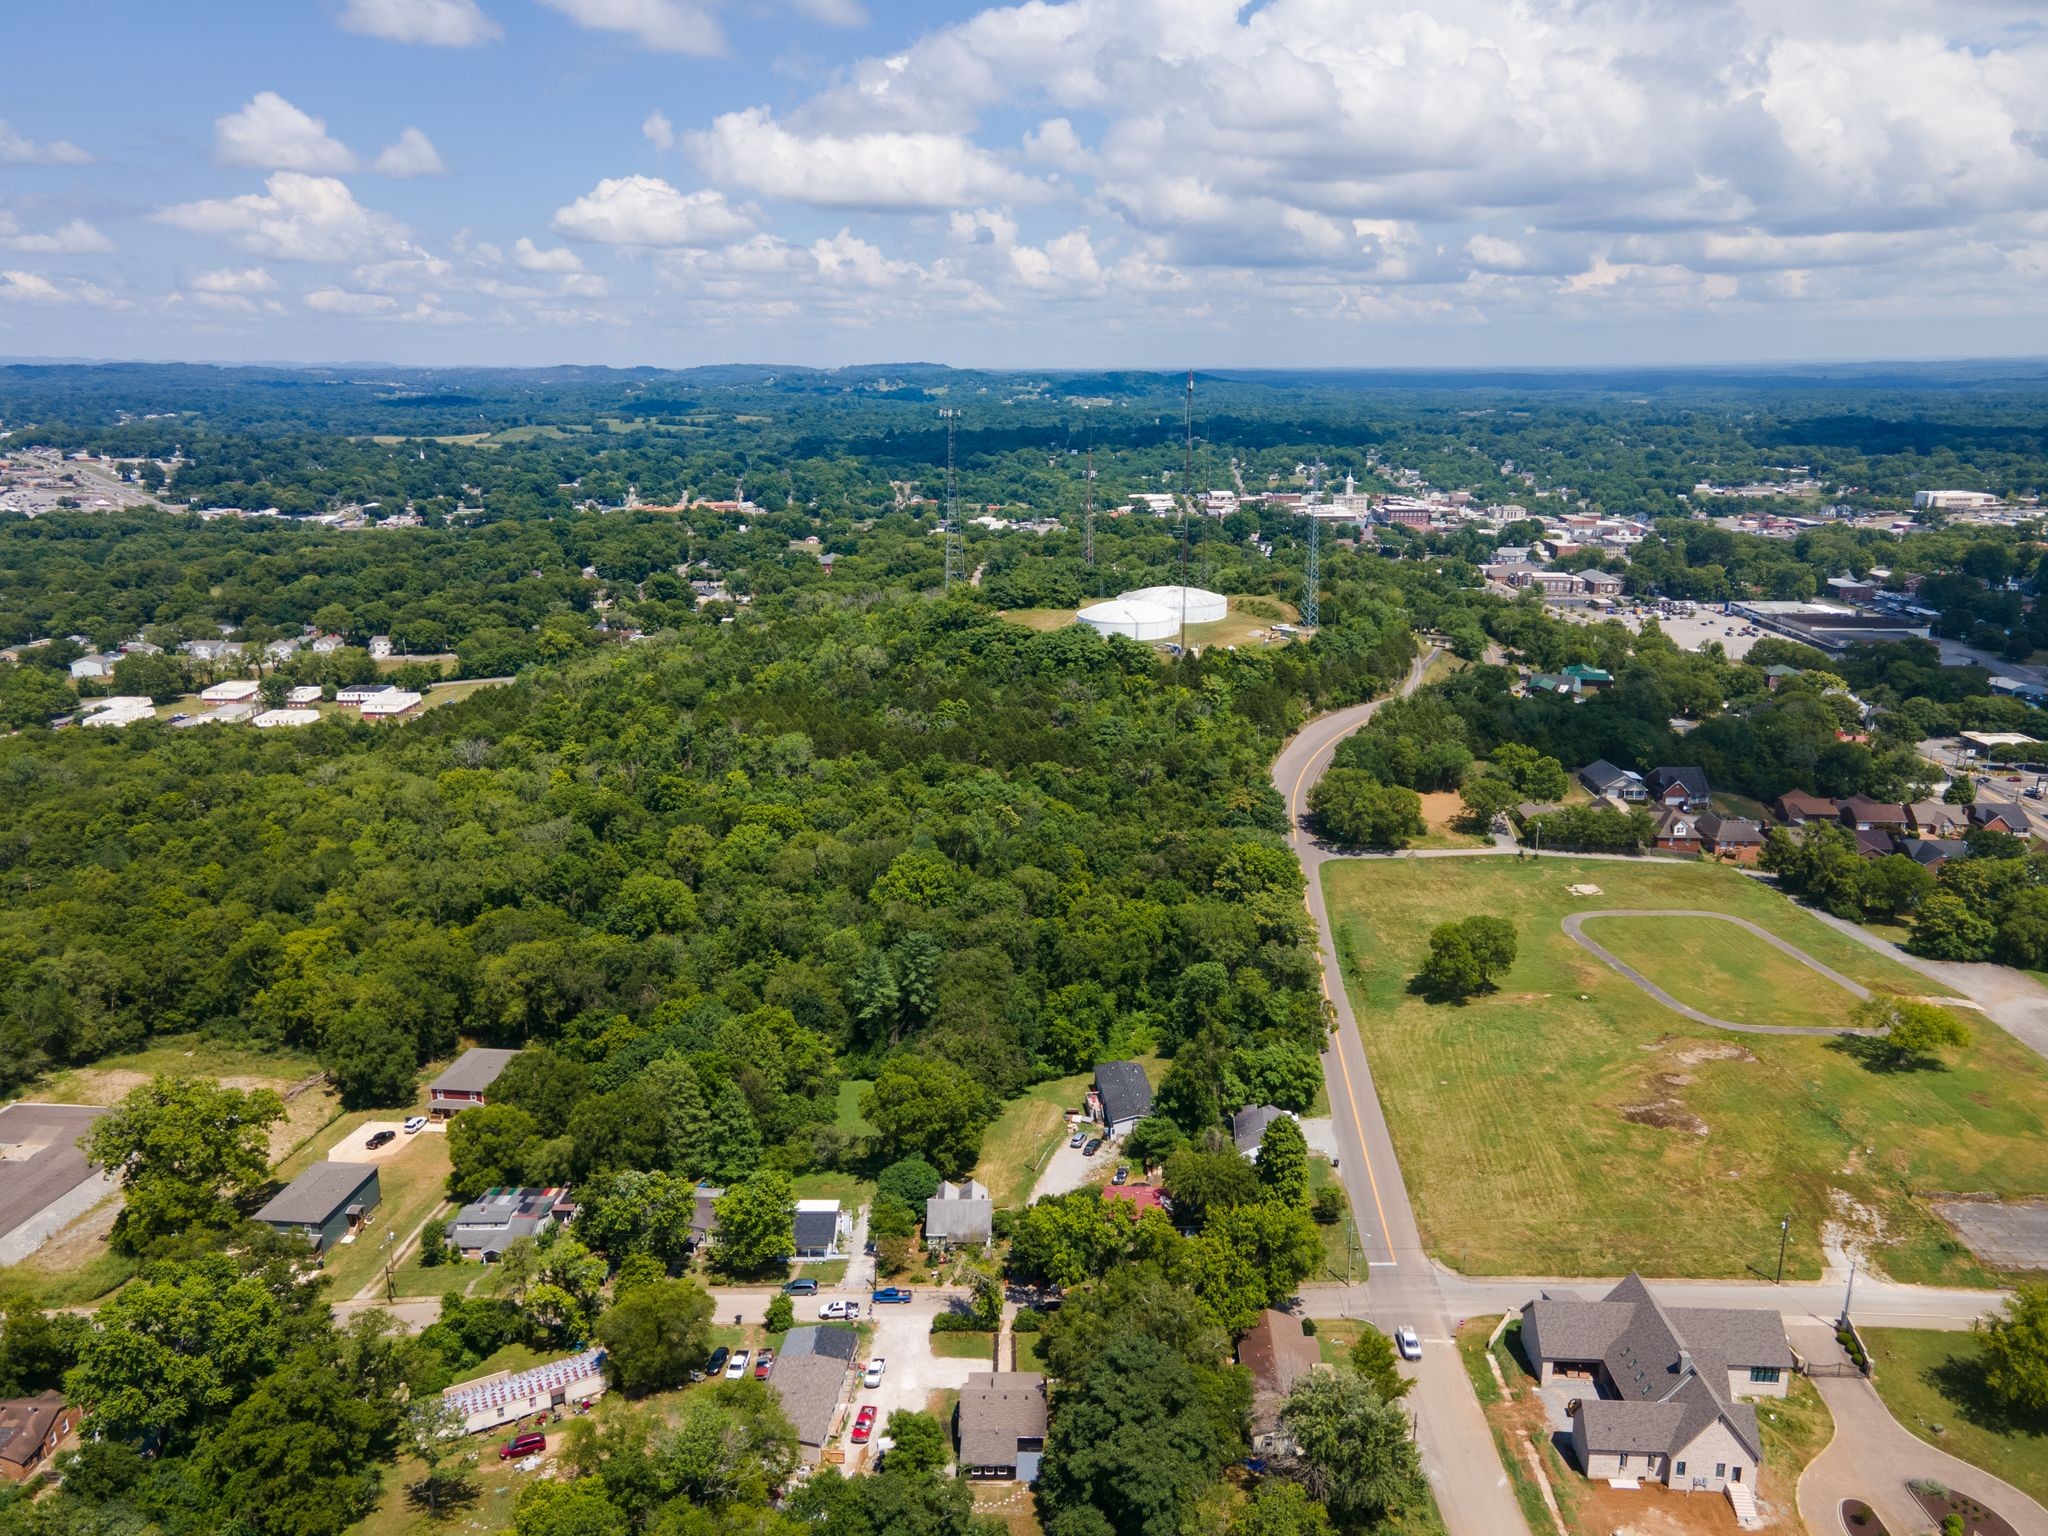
[1287,706,1400,1267]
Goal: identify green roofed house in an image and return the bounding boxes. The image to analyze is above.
[254,1161,381,1254]
[1561,662,1612,689]
[1528,672,1575,697]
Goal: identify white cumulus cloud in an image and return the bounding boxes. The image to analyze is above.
[215,93,356,173]
[1,218,114,254]
[156,173,413,263]
[537,0,724,56]
[550,175,752,246]
[791,0,866,26]
[642,110,676,151]
[190,267,278,293]
[690,108,1050,211]
[0,122,93,166]
[338,0,501,46]
[305,287,400,315]
[373,127,447,177]
[514,236,584,272]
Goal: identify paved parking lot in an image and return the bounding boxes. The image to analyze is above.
[0,1102,112,1263]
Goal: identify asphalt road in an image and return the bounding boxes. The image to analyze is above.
[1273,650,1536,1536]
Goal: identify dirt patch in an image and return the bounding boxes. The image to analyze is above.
[1621,1097,1711,1137]
[1671,1043,1757,1067]
[1823,1189,1891,1277]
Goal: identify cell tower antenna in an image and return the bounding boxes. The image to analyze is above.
[1179,371,1194,652]
[940,409,965,589]
[1082,407,1095,568]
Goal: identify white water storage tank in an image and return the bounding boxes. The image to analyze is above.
[1076,599,1179,640]
[1118,585,1228,625]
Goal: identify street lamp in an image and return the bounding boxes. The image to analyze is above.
[1775,1213,1790,1284]
[383,1230,399,1303]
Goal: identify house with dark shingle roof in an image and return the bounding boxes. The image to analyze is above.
[1578,760,1647,801]
[1231,1105,1290,1160]
[0,1394,79,1483]
[957,1372,1047,1482]
[1837,797,1908,833]
[1648,766,1711,811]
[1695,814,1764,863]
[792,1200,840,1257]
[1771,791,1838,826]
[771,1353,851,1461]
[1090,1061,1153,1137]
[778,1325,858,1363]
[1520,1274,1791,1496]
[253,1162,381,1254]
[1969,803,2028,838]
[428,1047,521,1118]
[1902,837,1968,870]
[1905,802,1967,839]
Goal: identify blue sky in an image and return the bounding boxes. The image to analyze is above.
[4,0,2047,369]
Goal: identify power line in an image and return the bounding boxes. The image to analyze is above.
[1302,460,1322,630]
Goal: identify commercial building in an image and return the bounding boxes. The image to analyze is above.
[253,1161,381,1253]
[428,1047,521,1118]
[1728,600,1930,654]
[199,679,260,704]
[253,708,322,728]
[360,688,423,720]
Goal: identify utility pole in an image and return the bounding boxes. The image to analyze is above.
[1177,372,1195,652]
[940,410,964,589]
[1838,1260,1858,1329]
[1775,1213,1791,1283]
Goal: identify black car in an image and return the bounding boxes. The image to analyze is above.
[1083,1138,1103,1157]
[365,1129,396,1150]
[706,1346,730,1376]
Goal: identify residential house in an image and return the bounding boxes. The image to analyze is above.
[181,638,237,661]
[957,1372,1048,1482]
[1837,797,1908,833]
[1771,791,1838,826]
[792,1199,841,1258]
[689,1185,722,1252]
[445,1186,571,1262]
[1902,839,1968,871]
[253,1162,381,1253]
[779,1325,858,1364]
[1970,804,2029,838]
[925,1179,993,1251]
[1905,802,1967,839]
[427,1047,521,1118]
[68,653,112,679]
[1090,1060,1154,1137]
[1852,828,1897,858]
[1579,760,1648,801]
[310,633,346,654]
[1762,664,1803,690]
[771,1352,852,1462]
[1238,1309,1323,1459]
[441,1350,606,1435]
[1695,815,1764,863]
[1527,672,1578,698]
[1651,808,1701,854]
[0,1394,81,1483]
[1561,662,1613,690]
[1647,767,1711,812]
[368,635,394,659]
[1101,1182,1168,1215]
[1232,1105,1292,1160]
[264,637,301,662]
[1521,1274,1792,1497]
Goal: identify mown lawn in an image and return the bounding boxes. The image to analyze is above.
[1863,1328,2048,1509]
[1576,914,1865,1031]
[973,1069,1093,1210]
[1323,855,2045,1283]
[836,1079,876,1136]
[929,1331,998,1362]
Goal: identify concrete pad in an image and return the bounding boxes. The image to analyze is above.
[329,1119,429,1164]
[1934,1199,2048,1270]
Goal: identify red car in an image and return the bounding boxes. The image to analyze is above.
[500,1431,547,1460]
[851,1406,877,1444]
[753,1349,775,1380]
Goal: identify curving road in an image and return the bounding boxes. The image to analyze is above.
[1561,909,1876,1036]
[1274,649,1536,1536]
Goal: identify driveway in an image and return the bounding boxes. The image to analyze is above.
[1791,1323,2048,1536]
[838,1292,988,1466]
[1028,1133,1102,1203]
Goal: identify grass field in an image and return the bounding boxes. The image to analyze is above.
[930,1331,999,1362]
[1323,855,2048,1283]
[1575,914,1865,1030]
[836,1079,876,1137]
[1863,1328,2048,1509]
[973,1068,1092,1210]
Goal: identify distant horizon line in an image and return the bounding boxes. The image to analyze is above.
[6,353,2048,379]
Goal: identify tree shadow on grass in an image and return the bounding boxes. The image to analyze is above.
[1924,1346,2048,1443]
[1405,974,1502,1006]
[1824,1035,1942,1075]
